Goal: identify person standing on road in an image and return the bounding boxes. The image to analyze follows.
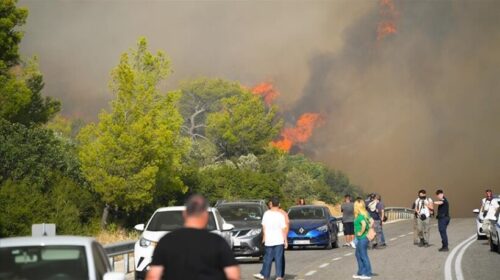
[353,199,373,280]
[480,189,495,238]
[415,189,433,247]
[482,190,499,241]
[342,194,356,248]
[434,189,450,252]
[147,194,240,280]
[376,194,387,247]
[254,197,287,280]
[367,193,384,249]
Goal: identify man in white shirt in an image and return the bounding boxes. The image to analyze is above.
[254,197,287,280]
[480,189,496,238]
[415,189,433,247]
[482,190,499,238]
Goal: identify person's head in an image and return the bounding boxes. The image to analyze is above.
[344,194,352,203]
[270,197,280,208]
[369,193,376,201]
[376,194,382,201]
[354,199,368,217]
[183,194,209,228]
[418,189,427,199]
[486,189,493,199]
[298,198,306,205]
[436,189,445,200]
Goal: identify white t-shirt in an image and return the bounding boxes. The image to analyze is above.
[262,210,286,246]
[482,198,493,212]
[484,198,499,221]
[415,198,433,218]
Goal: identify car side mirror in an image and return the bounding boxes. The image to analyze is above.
[473,209,480,214]
[103,272,125,280]
[222,223,234,231]
[134,224,145,231]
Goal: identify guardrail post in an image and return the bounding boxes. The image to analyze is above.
[109,257,114,270]
[124,253,129,273]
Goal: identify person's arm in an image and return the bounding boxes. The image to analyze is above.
[434,200,444,205]
[262,224,266,244]
[224,265,241,280]
[428,199,434,211]
[357,220,367,236]
[146,266,164,280]
[380,209,385,225]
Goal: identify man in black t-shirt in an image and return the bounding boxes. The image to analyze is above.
[146,195,240,280]
[434,189,450,252]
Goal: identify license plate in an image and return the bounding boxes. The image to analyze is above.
[294,240,310,245]
[233,239,241,246]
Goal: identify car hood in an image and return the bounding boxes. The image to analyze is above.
[289,219,327,230]
[226,220,261,230]
[142,230,170,242]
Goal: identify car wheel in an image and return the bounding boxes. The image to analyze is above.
[490,236,499,252]
[325,236,333,250]
[332,233,339,248]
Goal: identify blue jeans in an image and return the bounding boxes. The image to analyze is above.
[438,217,450,248]
[355,237,372,276]
[260,245,284,278]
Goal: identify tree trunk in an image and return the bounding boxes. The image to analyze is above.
[101,204,110,229]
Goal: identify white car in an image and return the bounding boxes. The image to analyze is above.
[0,235,124,280]
[472,208,487,240]
[133,206,234,280]
[489,214,500,253]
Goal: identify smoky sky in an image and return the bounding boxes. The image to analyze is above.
[18,0,500,217]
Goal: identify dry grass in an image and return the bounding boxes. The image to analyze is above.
[95,227,140,245]
[312,200,342,217]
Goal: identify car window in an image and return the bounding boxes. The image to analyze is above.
[288,207,326,220]
[213,209,225,230]
[147,210,217,231]
[91,242,108,278]
[217,205,263,222]
[0,245,88,280]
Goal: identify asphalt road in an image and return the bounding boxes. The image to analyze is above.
[237,218,500,280]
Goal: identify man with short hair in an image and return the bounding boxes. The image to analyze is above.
[415,189,433,247]
[434,189,450,252]
[367,193,385,249]
[147,195,240,280]
[480,189,495,238]
[482,190,499,241]
[254,197,287,280]
[341,194,355,248]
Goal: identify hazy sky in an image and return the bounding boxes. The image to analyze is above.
[18,0,500,216]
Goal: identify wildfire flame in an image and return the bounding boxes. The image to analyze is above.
[272,113,324,152]
[377,0,398,41]
[251,82,280,105]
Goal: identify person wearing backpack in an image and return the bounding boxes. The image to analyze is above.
[414,189,434,247]
[353,199,373,280]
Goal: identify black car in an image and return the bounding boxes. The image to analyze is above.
[216,200,267,258]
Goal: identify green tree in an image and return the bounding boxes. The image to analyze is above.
[0,0,28,71]
[206,93,282,157]
[78,38,188,225]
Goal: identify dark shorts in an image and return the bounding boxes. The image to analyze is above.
[343,222,354,235]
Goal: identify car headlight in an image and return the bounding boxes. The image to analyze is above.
[248,228,262,236]
[316,225,328,232]
[139,237,152,248]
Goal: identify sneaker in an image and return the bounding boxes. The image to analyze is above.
[350,241,356,248]
[359,276,372,280]
[343,243,350,247]
[276,278,285,280]
[253,273,265,279]
[352,275,362,279]
[438,247,449,252]
[423,243,430,248]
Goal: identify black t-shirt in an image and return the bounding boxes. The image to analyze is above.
[151,228,237,280]
[437,197,450,219]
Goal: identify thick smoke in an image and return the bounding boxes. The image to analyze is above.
[19,0,500,216]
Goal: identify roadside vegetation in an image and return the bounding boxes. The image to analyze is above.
[0,0,363,239]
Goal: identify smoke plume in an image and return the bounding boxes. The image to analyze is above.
[18,0,500,216]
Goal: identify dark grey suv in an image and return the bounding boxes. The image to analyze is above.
[216,200,268,259]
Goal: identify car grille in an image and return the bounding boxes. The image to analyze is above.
[294,227,311,235]
[232,229,251,237]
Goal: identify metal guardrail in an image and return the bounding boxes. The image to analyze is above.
[104,240,135,274]
[384,207,414,221]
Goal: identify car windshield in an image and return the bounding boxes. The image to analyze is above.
[146,210,217,231]
[288,207,326,220]
[218,205,263,222]
[0,245,88,280]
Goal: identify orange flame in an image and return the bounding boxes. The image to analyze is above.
[251,82,280,105]
[272,113,324,152]
[377,0,398,41]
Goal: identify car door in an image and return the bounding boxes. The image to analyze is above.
[213,209,233,248]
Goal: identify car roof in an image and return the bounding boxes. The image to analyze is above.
[155,206,216,212]
[289,205,327,209]
[217,202,264,206]
[0,236,96,248]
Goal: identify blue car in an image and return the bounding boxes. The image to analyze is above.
[287,205,339,249]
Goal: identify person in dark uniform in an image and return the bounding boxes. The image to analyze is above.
[434,189,450,252]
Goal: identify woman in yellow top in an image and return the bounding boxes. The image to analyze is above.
[353,199,373,279]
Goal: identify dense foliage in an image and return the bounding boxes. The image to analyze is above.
[0,1,363,237]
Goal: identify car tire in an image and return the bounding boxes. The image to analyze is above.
[325,236,333,250]
[490,236,498,252]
